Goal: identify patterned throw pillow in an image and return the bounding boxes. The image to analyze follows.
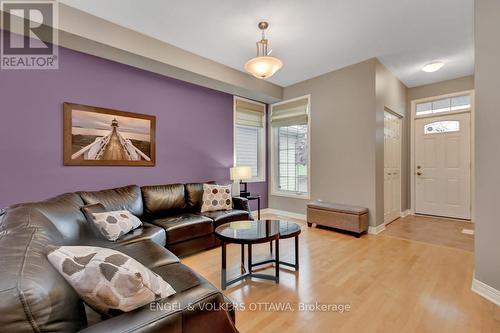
[47,246,176,316]
[91,210,142,241]
[201,184,232,213]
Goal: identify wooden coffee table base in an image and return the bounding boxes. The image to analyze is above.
[221,239,280,290]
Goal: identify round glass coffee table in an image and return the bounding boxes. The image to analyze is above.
[215,220,301,290]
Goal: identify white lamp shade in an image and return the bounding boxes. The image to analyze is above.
[244,56,283,79]
[230,166,252,180]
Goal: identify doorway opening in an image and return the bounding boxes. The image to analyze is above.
[410,91,474,221]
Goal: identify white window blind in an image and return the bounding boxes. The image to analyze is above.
[278,125,308,193]
[234,98,266,180]
[235,126,260,177]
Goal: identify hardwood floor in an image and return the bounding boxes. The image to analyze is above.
[182,213,499,333]
[382,214,474,252]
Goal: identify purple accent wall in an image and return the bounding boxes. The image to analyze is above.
[0,46,267,210]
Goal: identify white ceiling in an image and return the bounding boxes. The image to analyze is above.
[60,0,474,88]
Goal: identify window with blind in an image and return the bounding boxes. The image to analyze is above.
[271,96,310,197]
[233,97,266,181]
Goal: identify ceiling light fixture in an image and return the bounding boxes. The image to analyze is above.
[422,61,444,73]
[244,21,283,79]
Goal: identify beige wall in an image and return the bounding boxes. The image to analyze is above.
[375,61,408,223]
[407,76,474,103]
[269,59,379,225]
[474,0,500,291]
[269,59,407,227]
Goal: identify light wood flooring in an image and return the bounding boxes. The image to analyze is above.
[382,214,474,252]
[182,213,499,333]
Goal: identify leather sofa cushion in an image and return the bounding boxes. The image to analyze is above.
[78,185,144,217]
[185,181,215,211]
[141,184,185,216]
[114,240,179,269]
[92,222,166,247]
[166,234,216,258]
[17,193,90,244]
[150,214,213,244]
[0,207,87,332]
[201,209,250,227]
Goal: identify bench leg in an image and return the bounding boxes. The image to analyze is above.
[307,222,312,227]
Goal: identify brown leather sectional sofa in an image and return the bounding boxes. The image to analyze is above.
[0,182,252,333]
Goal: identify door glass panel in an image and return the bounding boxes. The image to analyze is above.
[424,121,460,134]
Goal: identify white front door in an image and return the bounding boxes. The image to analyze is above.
[384,111,402,224]
[415,113,471,219]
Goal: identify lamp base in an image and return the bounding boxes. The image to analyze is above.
[239,181,250,198]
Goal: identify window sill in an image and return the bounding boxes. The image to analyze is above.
[270,191,310,200]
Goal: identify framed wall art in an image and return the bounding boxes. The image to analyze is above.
[63,102,156,166]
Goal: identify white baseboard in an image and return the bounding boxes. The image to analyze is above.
[472,278,500,306]
[400,209,413,218]
[368,224,386,235]
[256,208,306,221]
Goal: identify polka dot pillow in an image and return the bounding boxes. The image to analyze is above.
[91,210,142,241]
[47,246,176,316]
[201,184,232,213]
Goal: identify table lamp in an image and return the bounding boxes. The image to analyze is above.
[230,166,252,197]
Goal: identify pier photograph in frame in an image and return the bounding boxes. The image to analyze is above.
[63,102,156,166]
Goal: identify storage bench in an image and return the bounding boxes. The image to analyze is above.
[307,200,369,237]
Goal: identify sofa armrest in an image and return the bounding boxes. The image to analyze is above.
[232,197,254,220]
[78,290,238,333]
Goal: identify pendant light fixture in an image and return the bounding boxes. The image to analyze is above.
[244,21,283,79]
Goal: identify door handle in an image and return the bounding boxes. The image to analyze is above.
[417,172,422,176]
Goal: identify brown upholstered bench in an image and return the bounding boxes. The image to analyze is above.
[307,200,369,237]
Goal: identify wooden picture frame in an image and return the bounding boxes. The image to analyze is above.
[63,102,156,166]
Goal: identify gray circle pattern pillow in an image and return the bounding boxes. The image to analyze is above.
[91,210,142,241]
[201,184,232,213]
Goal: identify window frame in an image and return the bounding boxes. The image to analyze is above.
[233,96,266,183]
[414,92,473,119]
[270,95,311,199]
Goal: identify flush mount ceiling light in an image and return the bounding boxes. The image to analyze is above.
[244,21,283,79]
[422,61,445,73]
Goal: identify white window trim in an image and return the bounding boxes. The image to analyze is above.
[270,95,311,199]
[233,96,266,183]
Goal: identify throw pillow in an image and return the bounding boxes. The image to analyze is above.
[201,184,232,213]
[90,210,142,241]
[47,246,176,316]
